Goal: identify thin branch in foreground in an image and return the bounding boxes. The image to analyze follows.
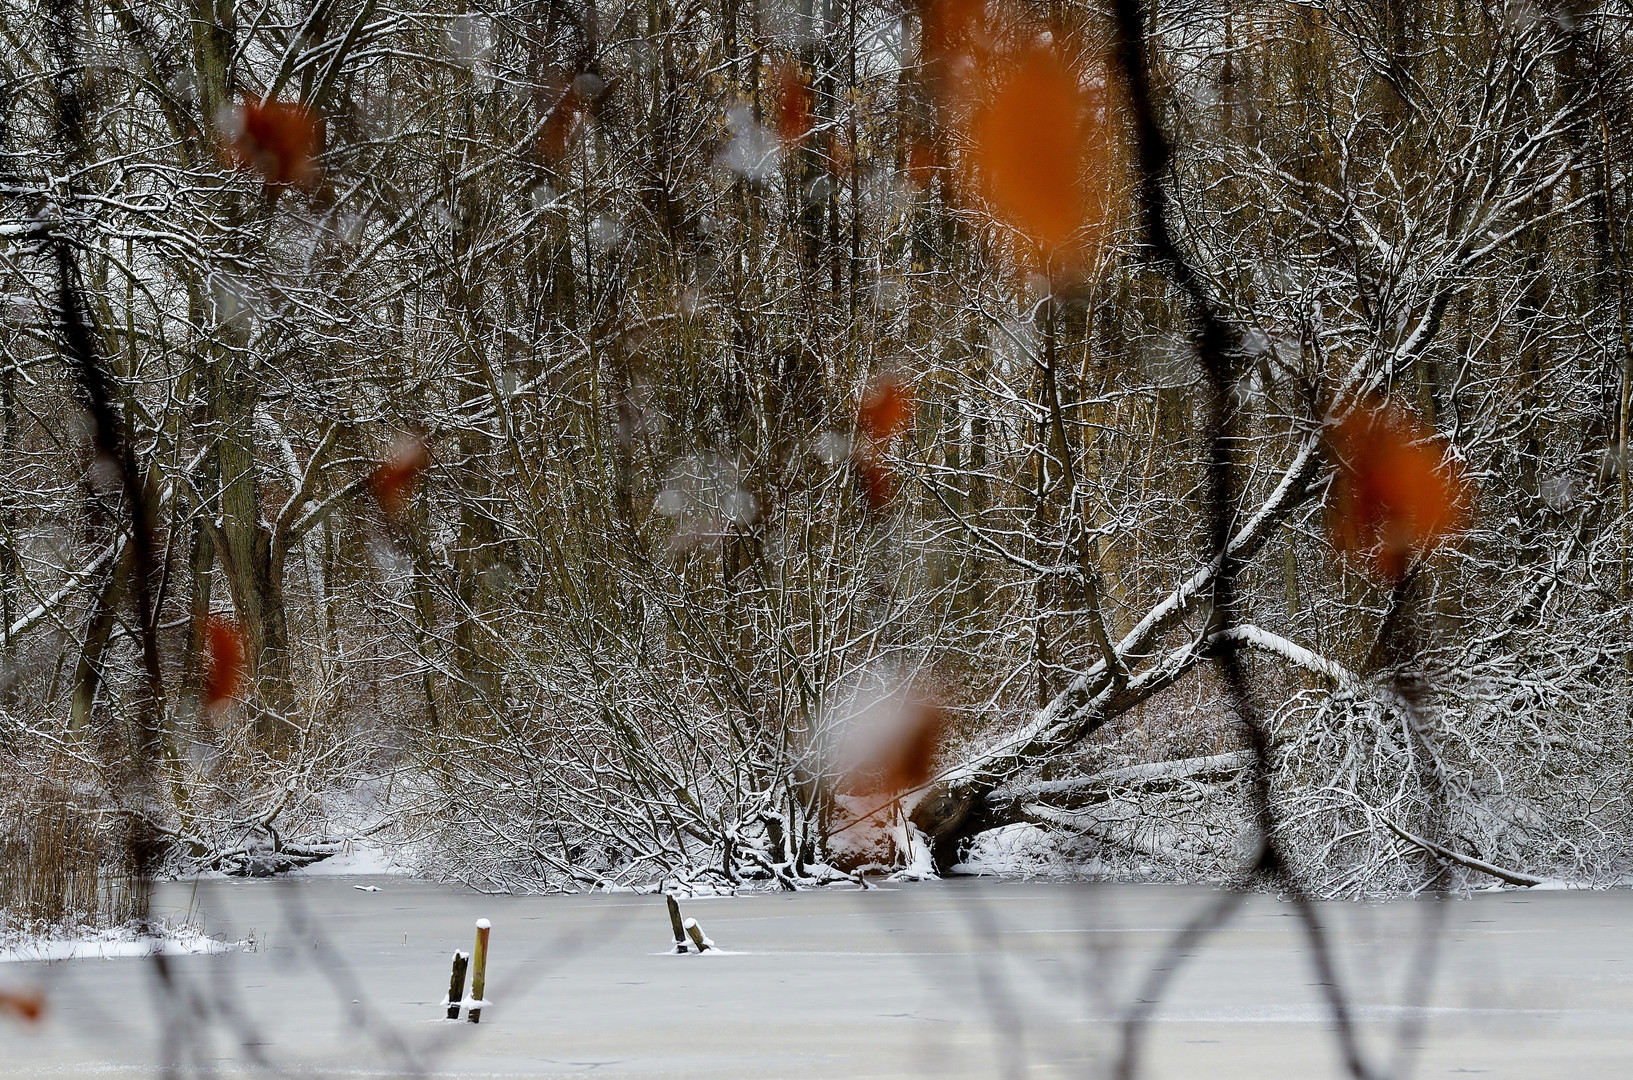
[47,0,171,994]
[1105,2,1375,1078]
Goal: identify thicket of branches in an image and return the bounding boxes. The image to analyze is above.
[3,0,1633,912]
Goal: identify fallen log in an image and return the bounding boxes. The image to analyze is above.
[1382,818,1547,888]
[989,751,1255,813]
[1019,803,1193,865]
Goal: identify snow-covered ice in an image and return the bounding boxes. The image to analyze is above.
[6,877,1633,1077]
[0,925,236,963]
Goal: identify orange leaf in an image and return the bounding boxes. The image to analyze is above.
[858,375,915,443]
[201,616,246,710]
[858,458,897,509]
[539,83,583,163]
[923,0,986,62]
[370,436,430,520]
[225,99,321,187]
[880,701,946,793]
[973,50,1091,250]
[539,106,581,163]
[853,376,915,509]
[906,140,937,190]
[0,989,44,1024]
[1327,406,1469,580]
[774,61,812,145]
[842,700,949,797]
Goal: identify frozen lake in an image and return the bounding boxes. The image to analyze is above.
[3,875,1630,1077]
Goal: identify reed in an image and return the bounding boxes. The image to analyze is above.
[0,760,135,932]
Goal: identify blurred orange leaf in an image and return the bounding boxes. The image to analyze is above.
[858,459,897,510]
[843,700,949,797]
[1328,406,1469,580]
[923,0,987,62]
[858,375,915,443]
[906,140,937,190]
[539,86,583,163]
[774,62,812,145]
[0,989,44,1024]
[224,99,321,187]
[201,616,245,710]
[539,108,580,162]
[972,49,1093,251]
[371,436,430,520]
[853,376,915,509]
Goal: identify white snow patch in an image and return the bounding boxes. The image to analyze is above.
[715,106,782,182]
[1,925,238,963]
[829,793,937,879]
[951,823,1057,877]
[292,839,412,876]
[888,826,938,882]
[798,862,860,886]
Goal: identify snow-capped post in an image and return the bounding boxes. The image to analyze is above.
[467,919,491,1023]
[665,894,688,953]
[444,951,468,1019]
[683,916,713,952]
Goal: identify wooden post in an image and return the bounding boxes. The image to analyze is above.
[683,917,713,952]
[468,919,490,1023]
[665,894,688,953]
[445,951,468,1019]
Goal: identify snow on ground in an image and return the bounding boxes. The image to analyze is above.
[828,792,934,875]
[0,924,238,963]
[889,825,940,881]
[950,823,1058,877]
[286,780,427,877]
[291,838,415,876]
[950,822,1134,880]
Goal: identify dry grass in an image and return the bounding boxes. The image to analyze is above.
[0,758,135,932]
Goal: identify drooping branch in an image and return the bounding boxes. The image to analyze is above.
[911,435,1324,851]
[1382,817,1547,888]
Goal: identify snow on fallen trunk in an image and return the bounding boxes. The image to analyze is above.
[988,750,1255,811]
[951,823,1058,877]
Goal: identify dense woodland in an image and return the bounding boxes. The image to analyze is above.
[3,0,1633,920]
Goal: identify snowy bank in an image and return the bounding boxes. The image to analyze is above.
[0,924,239,963]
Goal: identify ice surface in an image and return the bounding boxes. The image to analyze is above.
[7,877,1633,1077]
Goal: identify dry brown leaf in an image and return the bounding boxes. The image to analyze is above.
[1328,406,1469,580]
